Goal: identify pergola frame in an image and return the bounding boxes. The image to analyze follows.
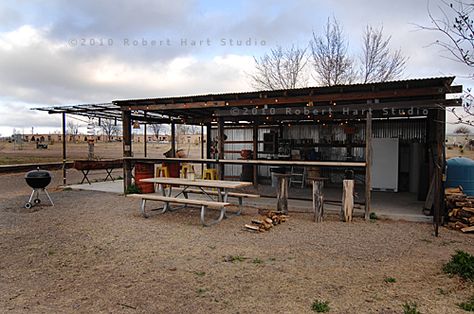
[35,77,462,232]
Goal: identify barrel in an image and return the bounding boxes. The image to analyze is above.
[446,157,474,196]
[134,162,155,193]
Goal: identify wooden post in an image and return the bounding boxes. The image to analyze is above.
[61,112,67,185]
[122,110,132,193]
[201,124,204,176]
[170,121,176,157]
[342,179,354,222]
[433,108,446,236]
[365,110,372,220]
[312,179,324,222]
[275,174,289,214]
[252,120,258,186]
[218,117,225,179]
[206,123,212,169]
[143,111,147,158]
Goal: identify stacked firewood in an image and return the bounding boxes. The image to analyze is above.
[445,186,474,233]
[244,211,289,232]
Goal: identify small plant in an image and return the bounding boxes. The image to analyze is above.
[443,250,474,281]
[193,271,206,277]
[384,277,396,283]
[224,255,246,263]
[196,288,207,295]
[458,295,474,311]
[252,258,263,264]
[437,288,448,295]
[311,300,330,313]
[369,212,378,220]
[125,184,141,194]
[402,302,420,314]
[230,255,245,263]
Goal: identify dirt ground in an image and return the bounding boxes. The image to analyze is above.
[0,171,473,313]
[0,141,202,165]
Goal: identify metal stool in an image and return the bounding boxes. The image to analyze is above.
[180,164,195,179]
[156,165,169,178]
[155,165,170,190]
[203,168,218,180]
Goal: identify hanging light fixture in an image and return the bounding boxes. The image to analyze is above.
[133,121,140,129]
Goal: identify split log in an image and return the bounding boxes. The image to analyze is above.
[251,219,263,225]
[245,224,260,231]
[312,180,324,223]
[462,207,474,214]
[461,226,474,233]
[341,179,354,222]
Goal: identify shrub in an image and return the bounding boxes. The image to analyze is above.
[311,300,330,313]
[384,277,396,283]
[443,250,474,281]
[402,302,420,314]
[458,295,474,311]
[369,212,378,220]
[125,184,141,194]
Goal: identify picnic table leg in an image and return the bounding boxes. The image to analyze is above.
[105,168,114,181]
[80,170,91,184]
[200,205,226,226]
[140,199,148,218]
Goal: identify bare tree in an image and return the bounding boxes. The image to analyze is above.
[360,25,407,83]
[148,123,163,141]
[99,119,119,142]
[420,1,474,125]
[422,0,474,75]
[454,125,471,134]
[251,45,308,90]
[67,121,79,141]
[310,17,356,86]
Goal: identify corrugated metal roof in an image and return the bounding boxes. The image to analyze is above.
[113,76,457,105]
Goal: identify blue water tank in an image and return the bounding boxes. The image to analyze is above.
[446,157,474,196]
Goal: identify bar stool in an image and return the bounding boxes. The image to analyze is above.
[156,165,169,178]
[155,165,170,190]
[203,168,218,180]
[180,164,195,179]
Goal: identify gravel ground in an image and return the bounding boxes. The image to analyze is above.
[0,172,473,313]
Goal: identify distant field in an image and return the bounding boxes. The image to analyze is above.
[0,141,203,165]
[0,140,472,166]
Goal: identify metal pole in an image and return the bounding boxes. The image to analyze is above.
[62,112,67,185]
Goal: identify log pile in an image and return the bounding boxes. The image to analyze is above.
[244,211,288,232]
[445,186,474,233]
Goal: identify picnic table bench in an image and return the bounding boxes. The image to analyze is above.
[179,188,259,216]
[127,194,231,226]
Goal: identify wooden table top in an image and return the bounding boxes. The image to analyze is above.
[140,177,253,189]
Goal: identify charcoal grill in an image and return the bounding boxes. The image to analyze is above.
[24,168,54,209]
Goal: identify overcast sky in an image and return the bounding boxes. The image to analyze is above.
[0,0,472,136]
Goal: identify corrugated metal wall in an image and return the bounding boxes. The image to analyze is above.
[212,118,427,179]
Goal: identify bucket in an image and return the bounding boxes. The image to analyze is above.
[135,162,155,193]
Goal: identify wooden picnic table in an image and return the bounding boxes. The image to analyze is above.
[137,178,253,225]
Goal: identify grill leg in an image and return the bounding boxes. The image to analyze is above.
[43,188,54,206]
[28,190,36,203]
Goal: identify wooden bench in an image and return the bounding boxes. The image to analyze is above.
[127,194,231,226]
[180,188,260,217]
